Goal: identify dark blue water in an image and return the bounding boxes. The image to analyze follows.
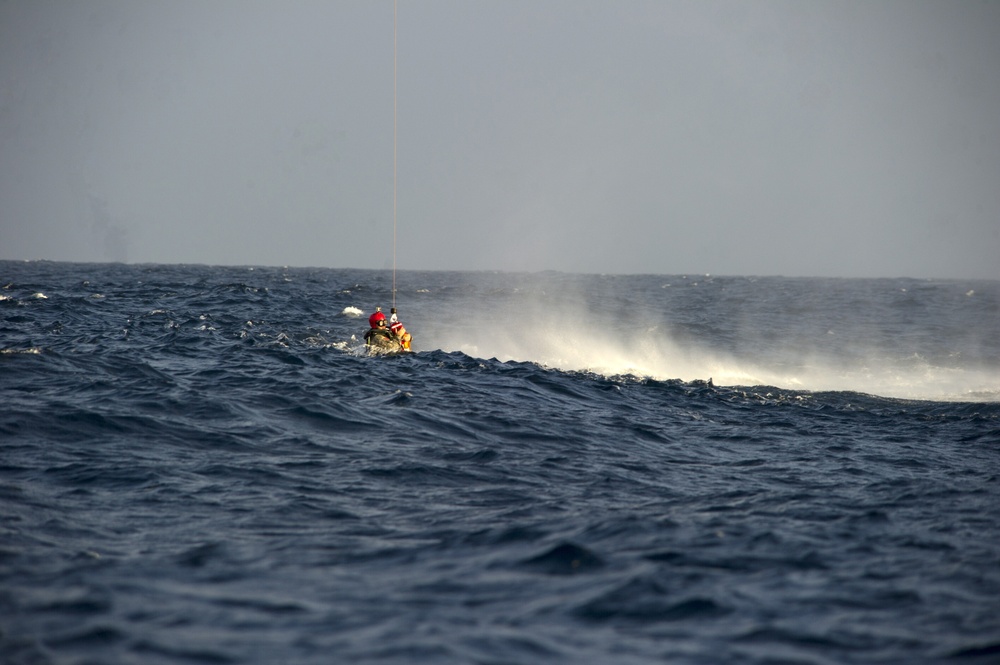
[2,261,999,664]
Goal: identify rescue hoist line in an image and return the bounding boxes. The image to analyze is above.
[392,0,398,312]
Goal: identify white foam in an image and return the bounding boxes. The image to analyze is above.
[424,296,999,402]
[342,306,364,317]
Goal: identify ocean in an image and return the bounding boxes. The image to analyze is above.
[2,260,998,664]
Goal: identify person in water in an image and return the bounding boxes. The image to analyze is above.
[365,308,411,350]
[387,307,412,350]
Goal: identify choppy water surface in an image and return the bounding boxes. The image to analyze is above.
[2,261,999,664]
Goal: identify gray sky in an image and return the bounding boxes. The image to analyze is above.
[2,0,998,278]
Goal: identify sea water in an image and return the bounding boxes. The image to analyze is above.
[2,261,999,664]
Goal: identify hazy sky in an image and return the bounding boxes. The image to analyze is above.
[2,0,998,278]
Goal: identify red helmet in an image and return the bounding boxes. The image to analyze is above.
[369,311,386,328]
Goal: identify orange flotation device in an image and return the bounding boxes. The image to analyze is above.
[390,321,411,350]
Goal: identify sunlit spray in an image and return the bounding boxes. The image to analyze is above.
[422,282,765,383]
[419,275,999,402]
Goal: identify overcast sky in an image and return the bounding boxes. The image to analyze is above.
[1,0,998,278]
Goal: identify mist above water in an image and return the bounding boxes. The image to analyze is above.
[416,274,1000,402]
